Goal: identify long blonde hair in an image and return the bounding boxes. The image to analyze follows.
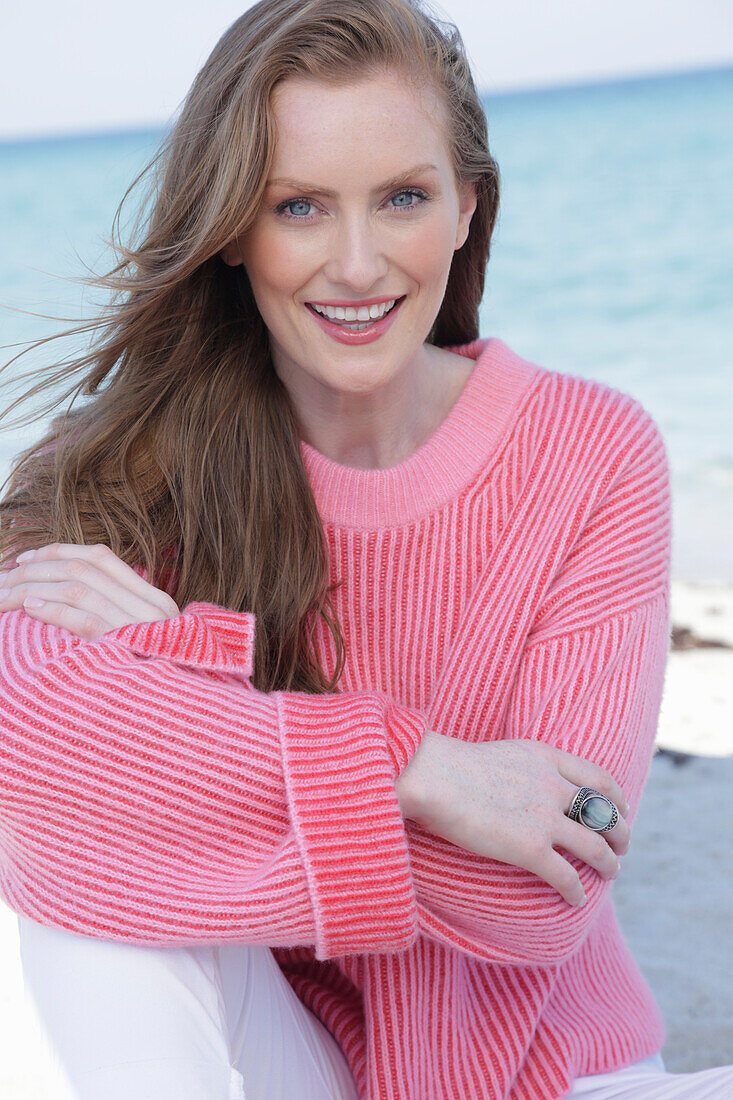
[0,0,500,692]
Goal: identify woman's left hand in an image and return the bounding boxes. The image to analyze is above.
[0,542,180,641]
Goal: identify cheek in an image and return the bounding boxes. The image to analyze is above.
[395,215,459,292]
[241,227,315,301]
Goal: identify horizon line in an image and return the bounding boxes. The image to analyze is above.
[0,58,730,149]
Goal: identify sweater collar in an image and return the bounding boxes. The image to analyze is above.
[298,337,542,529]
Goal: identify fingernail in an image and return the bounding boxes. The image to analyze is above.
[16,550,35,561]
[578,893,588,906]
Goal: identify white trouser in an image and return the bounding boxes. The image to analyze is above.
[18,915,359,1099]
[17,915,733,1099]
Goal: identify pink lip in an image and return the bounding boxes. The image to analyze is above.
[306,295,401,308]
[305,296,405,346]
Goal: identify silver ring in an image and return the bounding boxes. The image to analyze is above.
[566,787,619,832]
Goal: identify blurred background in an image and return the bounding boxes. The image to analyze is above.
[2,0,732,581]
[0,2,731,1094]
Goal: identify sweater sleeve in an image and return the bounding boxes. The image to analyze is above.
[0,600,427,958]
[408,398,673,965]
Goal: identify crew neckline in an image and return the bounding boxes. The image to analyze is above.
[298,336,542,528]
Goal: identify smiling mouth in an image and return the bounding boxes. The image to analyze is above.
[305,296,405,330]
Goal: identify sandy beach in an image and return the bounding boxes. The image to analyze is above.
[1,579,731,1095]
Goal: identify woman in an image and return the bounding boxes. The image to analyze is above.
[0,1,731,1097]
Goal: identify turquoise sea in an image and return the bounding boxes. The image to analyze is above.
[1,65,731,581]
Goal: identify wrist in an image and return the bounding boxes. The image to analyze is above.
[396,727,439,822]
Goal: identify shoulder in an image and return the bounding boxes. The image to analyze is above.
[488,339,668,481]
[444,336,668,500]
[505,359,672,637]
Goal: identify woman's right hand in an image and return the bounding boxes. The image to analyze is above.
[396,730,631,907]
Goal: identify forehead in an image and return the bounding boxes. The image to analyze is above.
[268,71,452,180]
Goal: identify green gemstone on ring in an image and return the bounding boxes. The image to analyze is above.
[580,795,614,830]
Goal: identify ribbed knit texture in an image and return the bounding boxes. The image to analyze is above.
[0,336,671,1098]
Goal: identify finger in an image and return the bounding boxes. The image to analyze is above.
[0,561,161,625]
[15,597,118,642]
[13,544,176,616]
[528,847,587,908]
[553,814,623,881]
[3,578,134,632]
[559,777,631,856]
[0,562,169,630]
[9,548,177,620]
[552,746,629,818]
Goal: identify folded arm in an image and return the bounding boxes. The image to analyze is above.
[0,602,427,958]
[407,397,672,965]
[410,594,670,965]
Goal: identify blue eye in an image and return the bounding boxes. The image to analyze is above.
[390,189,426,209]
[275,188,428,221]
[278,199,314,219]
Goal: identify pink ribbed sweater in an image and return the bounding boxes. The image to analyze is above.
[0,336,671,1099]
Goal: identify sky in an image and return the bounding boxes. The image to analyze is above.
[1,0,732,141]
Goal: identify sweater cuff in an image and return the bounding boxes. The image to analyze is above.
[383,696,429,778]
[275,690,418,960]
[109,601,256,678]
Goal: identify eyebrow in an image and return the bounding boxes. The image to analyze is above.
[266,163,440,197]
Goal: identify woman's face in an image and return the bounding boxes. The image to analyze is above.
[221,68,476,400]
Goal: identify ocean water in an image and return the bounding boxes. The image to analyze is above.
[0,65,731,581]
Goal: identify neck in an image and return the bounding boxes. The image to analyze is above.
[278,342,476,470]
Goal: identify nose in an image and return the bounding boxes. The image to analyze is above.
[322,212,389,292]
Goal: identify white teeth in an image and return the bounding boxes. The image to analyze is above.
[309,298,397,323]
